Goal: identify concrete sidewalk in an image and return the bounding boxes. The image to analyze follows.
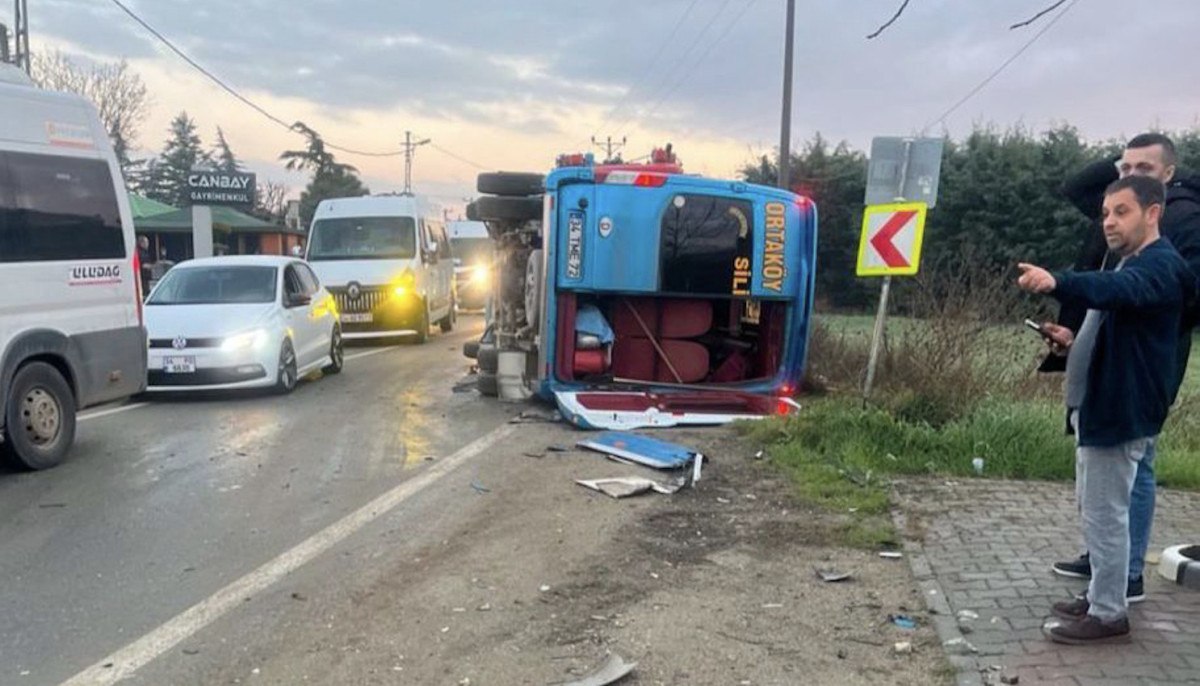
[894,478,1200,686]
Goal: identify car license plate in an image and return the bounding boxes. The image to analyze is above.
[342,313,373,323]
[164,356,196,374]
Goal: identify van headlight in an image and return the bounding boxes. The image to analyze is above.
[471,265,490,284]
[221,329,269,352]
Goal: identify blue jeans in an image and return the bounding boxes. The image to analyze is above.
[1129,441,1157,581]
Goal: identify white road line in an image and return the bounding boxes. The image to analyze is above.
[61,422,518,686]
[344,346,399,362]
[77,403,149,423]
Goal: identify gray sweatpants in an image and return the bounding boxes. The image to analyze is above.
[1071,412,1154,621]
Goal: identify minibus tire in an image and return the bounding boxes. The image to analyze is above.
[472,196,542,223]
[3,362,77,470]
[477,172,544,197]
[463,338,481,360]
[477,372,499,397]
[478,344,499,375]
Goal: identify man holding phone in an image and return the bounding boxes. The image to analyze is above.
[1018,175,1192,644]
[1043,134,1200,600]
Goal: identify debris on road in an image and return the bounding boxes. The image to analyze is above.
[557,652,637,686]
[37,503,67,509]
[893,641,913,655]
[508,409,562,424]
[879,551,904,559]
[546,445,571,453]
[576,476,687,499]
[815,568,853,583]
[577,432,699,470]
[889,614,917,630]
[470,480,491,494]
[1000,674,1020,685]
[944,637,979,655]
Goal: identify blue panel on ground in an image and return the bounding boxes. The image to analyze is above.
[577,431,697,469]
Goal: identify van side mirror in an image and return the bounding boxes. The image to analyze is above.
[286,292,312,308]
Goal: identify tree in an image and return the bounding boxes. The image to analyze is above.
[144,112,211,207]
[253,181,289,223]
[31,51,151,177]
[280,122,368,226]
[212,127,243,173]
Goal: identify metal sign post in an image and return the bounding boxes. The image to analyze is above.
[860,137,942,404]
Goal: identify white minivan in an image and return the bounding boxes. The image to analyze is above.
[306,195,456,342]
[0,64,146,469]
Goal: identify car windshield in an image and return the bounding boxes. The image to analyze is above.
[308,216,417,261]
[451,237,492,266]
[147,266,277,305]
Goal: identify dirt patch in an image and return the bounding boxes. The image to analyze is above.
[165,421,951,685]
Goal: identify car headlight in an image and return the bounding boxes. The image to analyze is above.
[221,329,269,352]
[471,265,490,285]
[391,269,416,298]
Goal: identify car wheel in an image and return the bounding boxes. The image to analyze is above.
[477,172,544,196]
[477,372,499,397]
[322,326,344,375]
[439,300,456,333]
[2,362,77,470]
[470,196,542,223]
[410,303,430,345]
[274,339,299,394]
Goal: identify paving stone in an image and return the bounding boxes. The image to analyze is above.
[895,477,1200,686]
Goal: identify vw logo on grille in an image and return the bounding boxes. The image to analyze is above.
[347,282,362,300]
[172,336,187,350]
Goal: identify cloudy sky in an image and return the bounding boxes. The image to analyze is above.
[23,0,1200,209]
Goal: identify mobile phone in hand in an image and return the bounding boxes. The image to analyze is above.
[1024,318,1057,343]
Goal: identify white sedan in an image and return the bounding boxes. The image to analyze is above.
[144,256,343,393]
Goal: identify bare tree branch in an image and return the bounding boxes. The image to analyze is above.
[866,0,912,39]
[1010,0,1067,29]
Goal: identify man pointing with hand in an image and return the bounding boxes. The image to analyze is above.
[1017,175,1193,644]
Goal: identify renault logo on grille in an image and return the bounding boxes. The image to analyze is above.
[347,282,362,300]
[172,336,187,350]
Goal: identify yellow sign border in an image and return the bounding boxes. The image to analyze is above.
[856,201,928,277]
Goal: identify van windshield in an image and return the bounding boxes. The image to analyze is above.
[148,266,277,305]
[308,216,417,261]
[451,237,492,266]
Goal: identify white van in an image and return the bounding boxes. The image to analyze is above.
[448,220,492,311]
[0,64,147,470]
[306,195,455,342]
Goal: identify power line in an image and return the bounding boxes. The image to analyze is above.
[589,0,703,139]
[606,0,735,135]
[920,0,1080,135]
[620,0,760,138]
[428,142,488,170]
[107,0,404,158]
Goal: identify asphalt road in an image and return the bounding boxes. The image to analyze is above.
[0,316,518,685]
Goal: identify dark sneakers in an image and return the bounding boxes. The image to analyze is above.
[1126,576,1146,603]
[1051,553,1147,603]
[1052,553,1091,579]
[1047,615,1132,645]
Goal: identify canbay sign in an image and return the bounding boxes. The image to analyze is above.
[187,171,256,206]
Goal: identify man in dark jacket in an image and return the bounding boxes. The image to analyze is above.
[1019,175,1193,644]
[1044,134,1200,598]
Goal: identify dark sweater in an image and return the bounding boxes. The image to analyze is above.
[1051,237,1194,447]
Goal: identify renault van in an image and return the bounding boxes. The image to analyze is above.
[306,195,455,342]
[0,64,147,469]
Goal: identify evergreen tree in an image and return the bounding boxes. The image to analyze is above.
[145,112,211,207]
[280,122,369,226]
[212,127,243,173]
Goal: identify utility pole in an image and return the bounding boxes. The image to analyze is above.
[591,135,627,163]
[0,23,10,64]
[13,0,29,74]
[777,0,795,191]
[401,130,430,196]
